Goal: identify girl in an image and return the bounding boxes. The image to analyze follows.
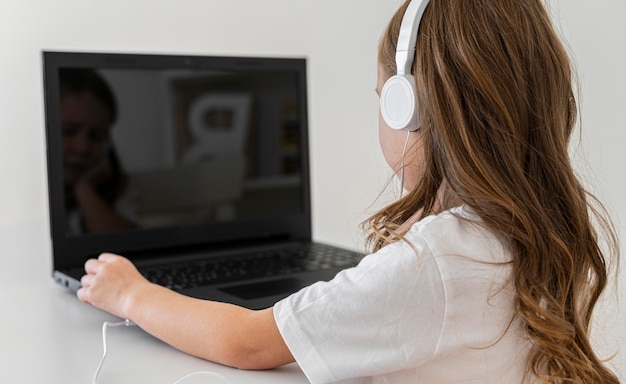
[78,0,620,382]
[60,69,138,234]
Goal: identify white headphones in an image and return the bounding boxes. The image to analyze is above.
[379,0,431,131]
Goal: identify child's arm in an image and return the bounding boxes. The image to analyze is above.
[77,253,295,370]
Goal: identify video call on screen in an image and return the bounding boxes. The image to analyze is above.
[60,67,303,236]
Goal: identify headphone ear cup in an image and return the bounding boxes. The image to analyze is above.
[379,74,419,131]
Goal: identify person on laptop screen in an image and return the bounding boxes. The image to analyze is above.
[60,68,138,235]
[77,0,620,383]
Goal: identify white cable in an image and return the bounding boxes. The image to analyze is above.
[398,129,412,199]
[93,320,233,384]
[93,319,135,384]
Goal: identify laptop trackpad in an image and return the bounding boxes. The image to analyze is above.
[220,278,305,300]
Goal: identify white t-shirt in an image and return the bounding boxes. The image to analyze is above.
[274,206,533,384]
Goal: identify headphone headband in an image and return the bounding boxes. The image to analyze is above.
[380,0,431,131]
[396,0,431,75]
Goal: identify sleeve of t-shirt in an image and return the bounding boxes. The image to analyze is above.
[273,237,446,384]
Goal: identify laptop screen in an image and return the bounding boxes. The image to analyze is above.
[43,51,311,269]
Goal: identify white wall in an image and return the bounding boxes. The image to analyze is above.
[547,0,626,377]
[0,0,397,243]
[0,0,623,379]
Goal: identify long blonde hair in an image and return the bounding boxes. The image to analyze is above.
[368,0,620,382]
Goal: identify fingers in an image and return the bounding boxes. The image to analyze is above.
[79,253,120,303]
[77,252,140,300]
[83,258,99,274]
[77,271,93,303]
[76,286,90,304]
[80,273,91,287]
[78,263,97,303]
[83,253,121,273]
[98,252,119,262]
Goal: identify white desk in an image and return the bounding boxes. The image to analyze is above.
[0,222,309,384]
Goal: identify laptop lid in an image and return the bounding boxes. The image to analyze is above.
[42,51,312,275]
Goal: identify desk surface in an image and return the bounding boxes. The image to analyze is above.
[0,222,309,384]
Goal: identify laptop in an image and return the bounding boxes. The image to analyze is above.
[42,50,363,310]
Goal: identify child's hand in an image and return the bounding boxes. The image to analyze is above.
[77,253,150,320]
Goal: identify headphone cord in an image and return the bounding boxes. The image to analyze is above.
[93,320,233,384]
[93,320,134,384]
[398,129,411,200]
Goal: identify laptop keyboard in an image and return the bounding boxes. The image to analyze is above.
[138,243,363,291]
